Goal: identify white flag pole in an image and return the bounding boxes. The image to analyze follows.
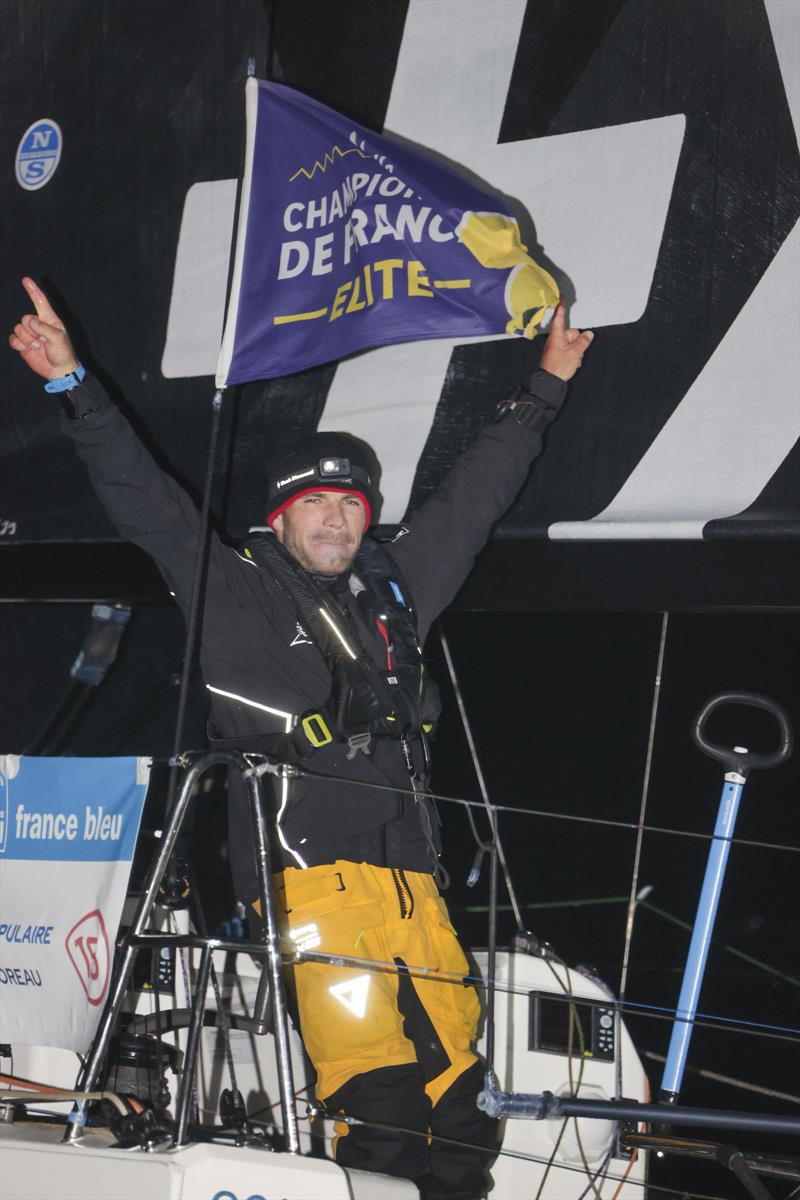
[215,75,260,389]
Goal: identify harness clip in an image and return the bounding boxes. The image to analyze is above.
[346,731,372,759]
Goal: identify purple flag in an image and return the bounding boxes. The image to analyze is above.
[216,79,559,387]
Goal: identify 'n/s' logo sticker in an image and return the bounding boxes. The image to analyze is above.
[16,118,62,191]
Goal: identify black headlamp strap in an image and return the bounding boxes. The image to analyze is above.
[267,457,372,508]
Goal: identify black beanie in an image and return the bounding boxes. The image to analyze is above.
[265,432,379,528]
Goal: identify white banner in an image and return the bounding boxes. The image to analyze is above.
[0,755,149,1053]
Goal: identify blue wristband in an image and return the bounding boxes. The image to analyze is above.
[44,363,86,394]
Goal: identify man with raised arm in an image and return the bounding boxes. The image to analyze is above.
[10,276,592,1200]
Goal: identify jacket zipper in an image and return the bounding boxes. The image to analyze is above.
[391,868,414,919]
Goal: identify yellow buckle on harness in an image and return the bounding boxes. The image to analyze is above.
[302,712,333,748]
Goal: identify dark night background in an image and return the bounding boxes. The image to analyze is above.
[1,600,798,1198]
[1,1,799,1197]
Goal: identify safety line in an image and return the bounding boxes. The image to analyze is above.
[148,752,799,855]
[143,918,795,1048]
[295,765,800,855]
[287,942,800,1043]
[606,998,800,1041]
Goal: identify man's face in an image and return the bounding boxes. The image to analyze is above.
[273,490,367,575]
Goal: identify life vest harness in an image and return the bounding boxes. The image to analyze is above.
[242,533,441,764]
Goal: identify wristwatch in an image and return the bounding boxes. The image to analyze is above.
[44,363,86,394]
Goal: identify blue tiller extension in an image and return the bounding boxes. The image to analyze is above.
[659,691,793,1103]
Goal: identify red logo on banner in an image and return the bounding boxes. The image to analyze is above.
[65,909,110,1006]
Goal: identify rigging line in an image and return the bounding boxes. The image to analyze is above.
[543,953,605,1200]
[576,1152,617,1200]
[462,896,629,911]
[311,1105,731,1200]
[296,765,800,854]
[530,953,589,1199]
[619,612,668,1006]
[0,1089,129,1116]
[150,751,797,855]
[642,1051,800,1105]
[288,943,800,1042]
[234,927,794,1042]
[638,900,800,988]
[527,987,800,1041]
[438,619,524,930]
[607,1000,800,1041]
[617,611,668,1116]
[460,896,800,989]
[608,1153,640,1200]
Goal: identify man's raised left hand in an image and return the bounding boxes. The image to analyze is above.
[539,303,594,382]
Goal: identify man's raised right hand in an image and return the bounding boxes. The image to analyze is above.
[9,277,80,381]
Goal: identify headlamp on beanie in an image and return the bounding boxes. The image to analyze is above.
[320,455,349,477]
[265,434,378,528]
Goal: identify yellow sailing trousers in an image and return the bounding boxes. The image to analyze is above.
[273,860,481,1106]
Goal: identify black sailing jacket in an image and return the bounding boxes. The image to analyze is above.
[60,370,565,900]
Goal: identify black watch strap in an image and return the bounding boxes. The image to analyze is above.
[495,370,566,433]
